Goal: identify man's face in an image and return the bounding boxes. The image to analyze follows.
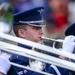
[19,25,43,43]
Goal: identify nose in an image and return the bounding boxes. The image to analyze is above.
[39,28,43,35]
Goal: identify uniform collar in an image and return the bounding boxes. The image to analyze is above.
[18,43,32,50]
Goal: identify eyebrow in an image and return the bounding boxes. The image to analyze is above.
[32,26,42,28]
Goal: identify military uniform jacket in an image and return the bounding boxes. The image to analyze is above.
[7,43,74,75]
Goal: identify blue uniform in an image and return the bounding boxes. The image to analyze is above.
[7,43,74,75]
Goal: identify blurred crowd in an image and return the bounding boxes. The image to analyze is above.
[0,0,75,47]
[0,0,44,13]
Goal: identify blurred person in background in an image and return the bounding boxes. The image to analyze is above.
[48,0,68,31]
[42,0,69,48]
[68,0,75,24]
[9,0,44,14]
[9,0,19,13]
[32,0,44,7]
[0,0,8,4]
[18,0,34,12]
[43,0,69,39]
[9,0,34,13]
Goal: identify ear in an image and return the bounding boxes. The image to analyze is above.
[18,29,26,38]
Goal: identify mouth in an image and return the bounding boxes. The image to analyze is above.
[39,37,43,41]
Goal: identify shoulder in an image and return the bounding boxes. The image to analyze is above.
[9,55,29,65]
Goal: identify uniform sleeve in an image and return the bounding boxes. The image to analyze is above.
[46,64,71,75]
[46,65,57,75]
[7,66,18,75]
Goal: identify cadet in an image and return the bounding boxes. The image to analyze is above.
[62,23,75,75]
[63,23,75,54]
[8,7,46,75]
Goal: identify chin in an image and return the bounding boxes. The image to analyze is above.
[38,40,43,43]
[34,39,43,43]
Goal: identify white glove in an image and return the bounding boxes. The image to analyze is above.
[62,35,75,53]
[0,53,11,74]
